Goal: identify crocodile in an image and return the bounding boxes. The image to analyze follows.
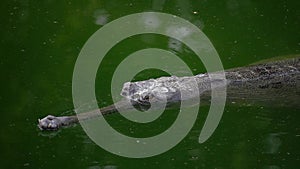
[38,56,300,130]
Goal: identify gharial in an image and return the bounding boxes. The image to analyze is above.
[38,56,300,131]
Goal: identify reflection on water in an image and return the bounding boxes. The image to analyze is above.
[94,9,110,26]
[1,0,300,168]
[88,165,117,169]
[264,133,283,154]
[168,38,183,53]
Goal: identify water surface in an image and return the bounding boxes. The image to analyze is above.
[1,0,299,168]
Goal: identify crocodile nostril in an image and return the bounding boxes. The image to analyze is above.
[132,94,140,100]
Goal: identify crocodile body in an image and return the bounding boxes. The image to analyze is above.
[38,56,300,130]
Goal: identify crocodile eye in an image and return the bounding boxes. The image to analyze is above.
[121,91,128,97]
[143,95,149,101]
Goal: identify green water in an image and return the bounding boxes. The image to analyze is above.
[1,0,300,168]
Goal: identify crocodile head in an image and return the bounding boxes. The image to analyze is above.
[38,115,62,130]
[120,76,181,105]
